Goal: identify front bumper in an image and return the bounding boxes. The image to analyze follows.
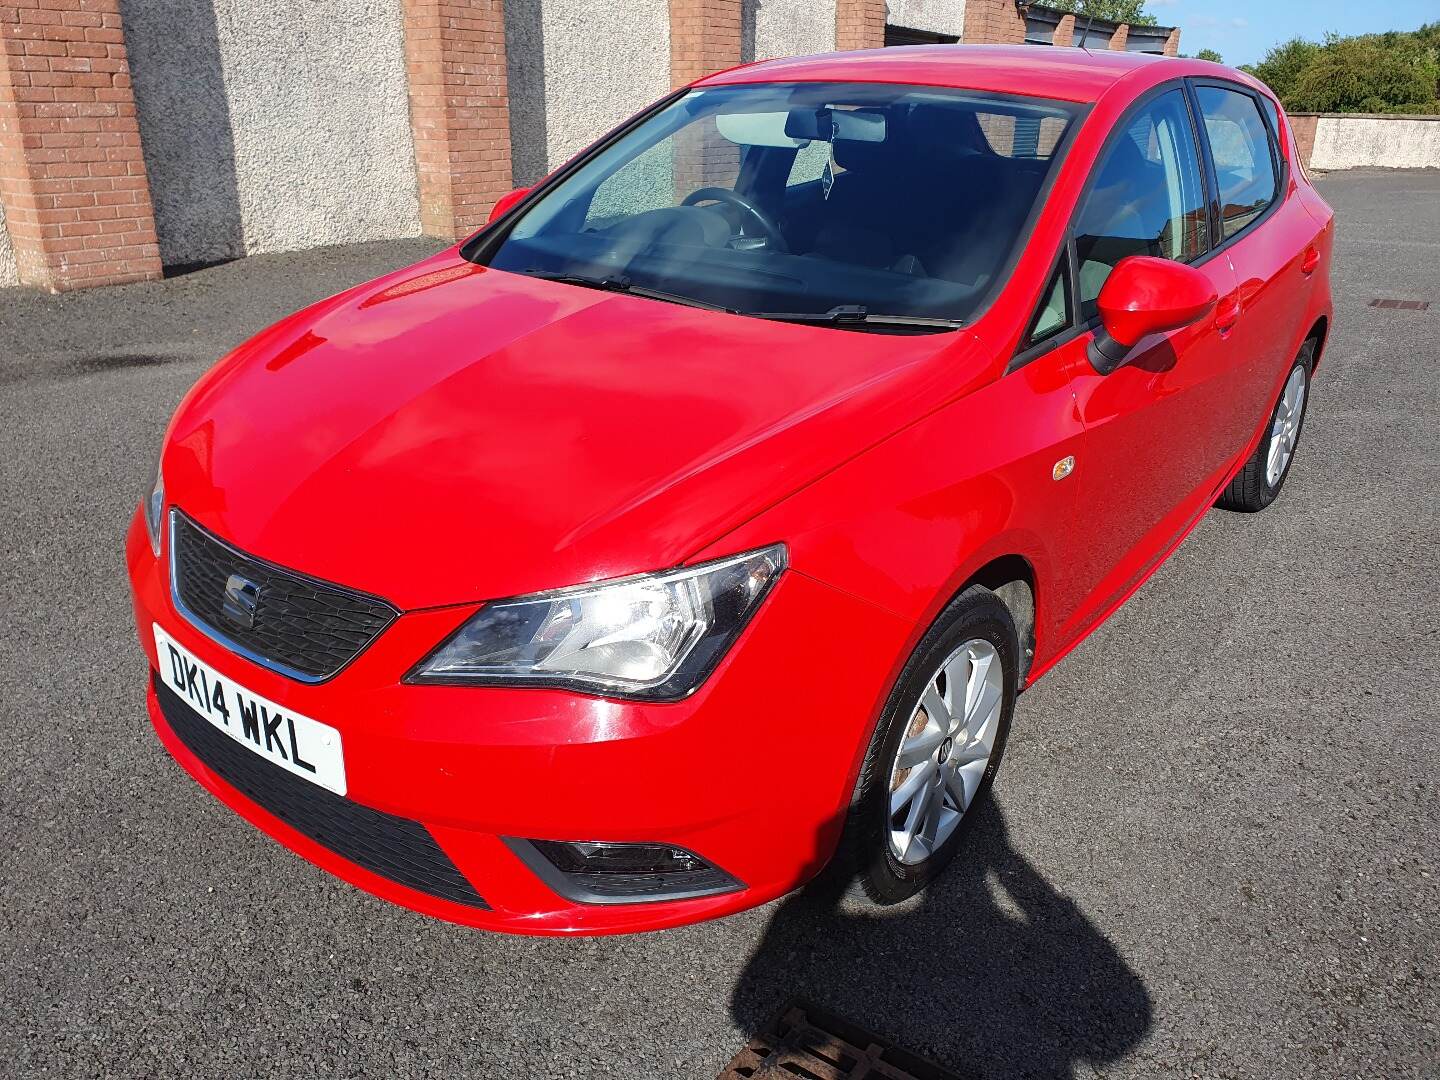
[127,509,913,934]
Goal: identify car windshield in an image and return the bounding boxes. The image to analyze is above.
[476,82,1081,329]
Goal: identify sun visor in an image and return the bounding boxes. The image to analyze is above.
[714,111,809,148]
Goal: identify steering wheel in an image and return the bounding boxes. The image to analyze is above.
[681,187,789,253]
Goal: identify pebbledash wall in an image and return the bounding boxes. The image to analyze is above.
[1289,113,1440,173]
[0,0,1182,292]
[0,194,14,286]
[505,0,673,187]
[119,0,422,270]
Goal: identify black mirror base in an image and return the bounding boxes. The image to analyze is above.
[1088,328,1130,375]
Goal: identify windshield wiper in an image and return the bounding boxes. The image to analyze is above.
[743,305,961,332]
[520,271,736,313]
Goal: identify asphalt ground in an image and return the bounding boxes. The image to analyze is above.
[1,170,1436,1079]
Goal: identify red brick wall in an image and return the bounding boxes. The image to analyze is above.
[1289,114,1318,172]
[668,0,742,195]
[834,0,885,51]
[401,0,514,240]
[1163,27,1180,56]
[1052,15,1075,47]
[669,0,742,88]
[962,0,1025,46]
[1107,23,1128,50]
[0,0,160,291]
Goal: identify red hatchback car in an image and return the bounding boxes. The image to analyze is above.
[127,46,1332,934]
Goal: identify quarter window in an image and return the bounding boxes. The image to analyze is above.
[1196,86,1278,240]
[1024,256,1072,348]
[1072,89,1209,322]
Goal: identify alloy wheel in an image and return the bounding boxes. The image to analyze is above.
[1266,366,1308,488]
[886,638,1004,865]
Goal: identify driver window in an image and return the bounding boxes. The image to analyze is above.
[1072,89,1209,322]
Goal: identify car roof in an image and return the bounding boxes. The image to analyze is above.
[698,44,1178,104]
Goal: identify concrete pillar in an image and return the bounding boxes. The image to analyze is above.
[962,0,1025,46]
[1053,15,1076,47]
[401,0,515,240]
[1108,23,1128,50]
[834,0,886,51]
[0,0,161,291]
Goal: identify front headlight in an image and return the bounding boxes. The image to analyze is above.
[143,452,165,556]
[407,544,786,700]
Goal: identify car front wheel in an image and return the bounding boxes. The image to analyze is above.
[839,586,1019,904]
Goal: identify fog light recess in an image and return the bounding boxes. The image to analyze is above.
[504,838,743,904]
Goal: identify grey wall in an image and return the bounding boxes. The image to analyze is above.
[1310,115,1440,171]
[745,0,835,62]
[885,0,966,37]
[505,0,549,187]
[0,200,15,288]
[122,0,421,269]
[507,0,672,184]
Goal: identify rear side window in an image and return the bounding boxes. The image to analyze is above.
[1196,86,1278,240]
[1259,96,1284,152]
[1072,89,1209,322]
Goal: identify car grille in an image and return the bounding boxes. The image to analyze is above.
[154,674,488,910]
[170,512,397,681]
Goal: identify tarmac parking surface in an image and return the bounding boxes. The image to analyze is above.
[1,169,1436,1078]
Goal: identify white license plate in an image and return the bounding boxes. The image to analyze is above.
[153,624,347,796]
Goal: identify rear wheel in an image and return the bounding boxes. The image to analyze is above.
[838,586,1018,904]
[1217,341,1313,512]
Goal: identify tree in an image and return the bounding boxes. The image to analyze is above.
[1287,36,1436,113]
[1241,37,1322,102]
[1243,27,1440,114]
[1195,48,1223,63]
[1044,0,1158,28]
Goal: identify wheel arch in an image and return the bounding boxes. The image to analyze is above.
[1304,314,1329,370]
[956,553,1038,686]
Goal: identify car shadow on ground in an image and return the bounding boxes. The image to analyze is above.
[728,801,1152,1079]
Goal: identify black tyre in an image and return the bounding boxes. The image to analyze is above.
[1217,340,1314,513]
[838,586,1019,904]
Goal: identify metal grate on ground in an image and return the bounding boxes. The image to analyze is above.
[1369,298,1430,311]
[716,1001,964,1080]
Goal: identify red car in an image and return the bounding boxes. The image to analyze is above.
[127,45,1332,934]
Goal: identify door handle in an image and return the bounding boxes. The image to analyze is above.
[1301,246,1320,275]
[1215,295,1242,333]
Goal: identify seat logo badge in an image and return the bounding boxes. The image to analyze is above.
[1052,455,1076,482]
[221,573,261,630]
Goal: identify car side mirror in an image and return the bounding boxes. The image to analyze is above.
[1089,256,1218,375]
[487,186,531,224]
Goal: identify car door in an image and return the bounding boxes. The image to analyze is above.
[1192,81,1310,446]
[1056,85,1245,645]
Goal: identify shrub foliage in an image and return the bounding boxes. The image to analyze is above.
[1242,24,1440,114]
[1045,1,1158,28]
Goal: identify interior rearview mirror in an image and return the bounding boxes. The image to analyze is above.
[1090,255,1218,375]
[783,107,887,144]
